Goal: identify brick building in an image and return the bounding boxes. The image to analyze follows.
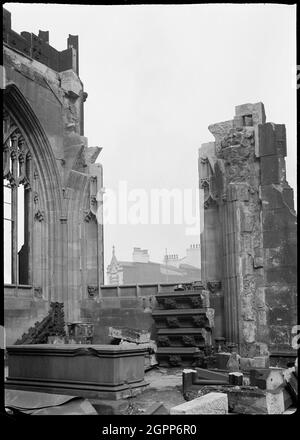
[106,246,201,285]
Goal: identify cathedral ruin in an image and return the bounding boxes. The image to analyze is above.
[3,8,297,362]
[199,102,297,358]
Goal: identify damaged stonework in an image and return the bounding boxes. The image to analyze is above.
[3,8,104,344]
[199,103,297,357]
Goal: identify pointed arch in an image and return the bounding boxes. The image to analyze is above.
[3,82,63,214]
[3,82,64,300]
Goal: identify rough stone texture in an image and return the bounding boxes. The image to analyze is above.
[198,102,297,356]
[170,392,228,414]
[228,387,285,414]
[3,10,104,344]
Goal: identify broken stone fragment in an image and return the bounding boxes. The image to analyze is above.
[229,372,243,386]
[170,392,228,415]
[228,387,285,414]
[250,367,284,390]
[226,352,241,372]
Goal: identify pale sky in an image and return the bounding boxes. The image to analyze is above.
[6,3,297,282]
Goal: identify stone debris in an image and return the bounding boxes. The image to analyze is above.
[226,352,241,372]
[182,361,297,415]
[109,326,151,344]
[144,402,169,415]
[170,392,228,415]
[109,326,158,370]
[250,367,285,390]
[5,389,98,415]
[215,352,231,370]
[226,387,285,415]
[285,369,298,405]
[229,372,243,386]
[182,368,229,398]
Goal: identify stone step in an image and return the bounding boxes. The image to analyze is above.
[156,292,203,309]
[156,347,203,368]
[152,308,212,329]
[157,290,205,296]
[157,328,210,347]
[157,327,209,335]
[152,308,207,316]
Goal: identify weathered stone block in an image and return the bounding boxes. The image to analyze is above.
[5,344,148,400]
[264,245,297,270]
[240,209,254,232]
[182,369,197,394]
[101,298,121,309]
[227,183,250,202]
[228,387,285,414]
[269,325,291,346]
[250,367,284,390]
[263,230,284,248]
[120,298,140,309]
[253,247,263,268]
[260,156,285,185]
[229,372,243,385]
[243,321,256,343]
[268,305,293,326]
[262,207,295,232]
[170,392,228,414]
[265,285,297,309]
[257,310,267,326]
[240,357,253,371]
[282,186,295,210]
[257,123,286,158]
[260,185,286,209]
[241,254,254,275]
[235,102,266,125]
[215,352,231,370]
[266,266,297,285]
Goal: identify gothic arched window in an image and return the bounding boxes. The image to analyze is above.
[3,110,32,285]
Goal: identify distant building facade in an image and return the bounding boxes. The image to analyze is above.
[164,244,201,269]
[106,246,201,285]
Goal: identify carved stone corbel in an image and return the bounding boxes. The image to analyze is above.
[158,336,170,347]
[87,285,98,298]
[167,317,179,328]
[84,210,97,223]
[206,280,221,293]
[34,209,45,222]
[164,298,177,309]
[34,287,43,299]
[190,296,202,308]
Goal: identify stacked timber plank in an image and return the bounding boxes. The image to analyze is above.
[152,283,214,367]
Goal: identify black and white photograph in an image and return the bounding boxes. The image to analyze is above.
[1,1,298,426]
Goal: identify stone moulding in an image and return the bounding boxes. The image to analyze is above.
[207,281,222,293]
[155,347,203,368]
[5,344,148,400]
[87,285,98,298]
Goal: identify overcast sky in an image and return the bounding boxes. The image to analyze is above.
[6,3,297,281]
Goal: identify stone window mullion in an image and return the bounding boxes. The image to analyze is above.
[25,153,33,285]
[10,134,18,284]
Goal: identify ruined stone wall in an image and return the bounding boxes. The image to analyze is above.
[3,9,104,343]
[199,103,297,356]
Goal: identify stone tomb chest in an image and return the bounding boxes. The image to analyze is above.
[5,344,148,400]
